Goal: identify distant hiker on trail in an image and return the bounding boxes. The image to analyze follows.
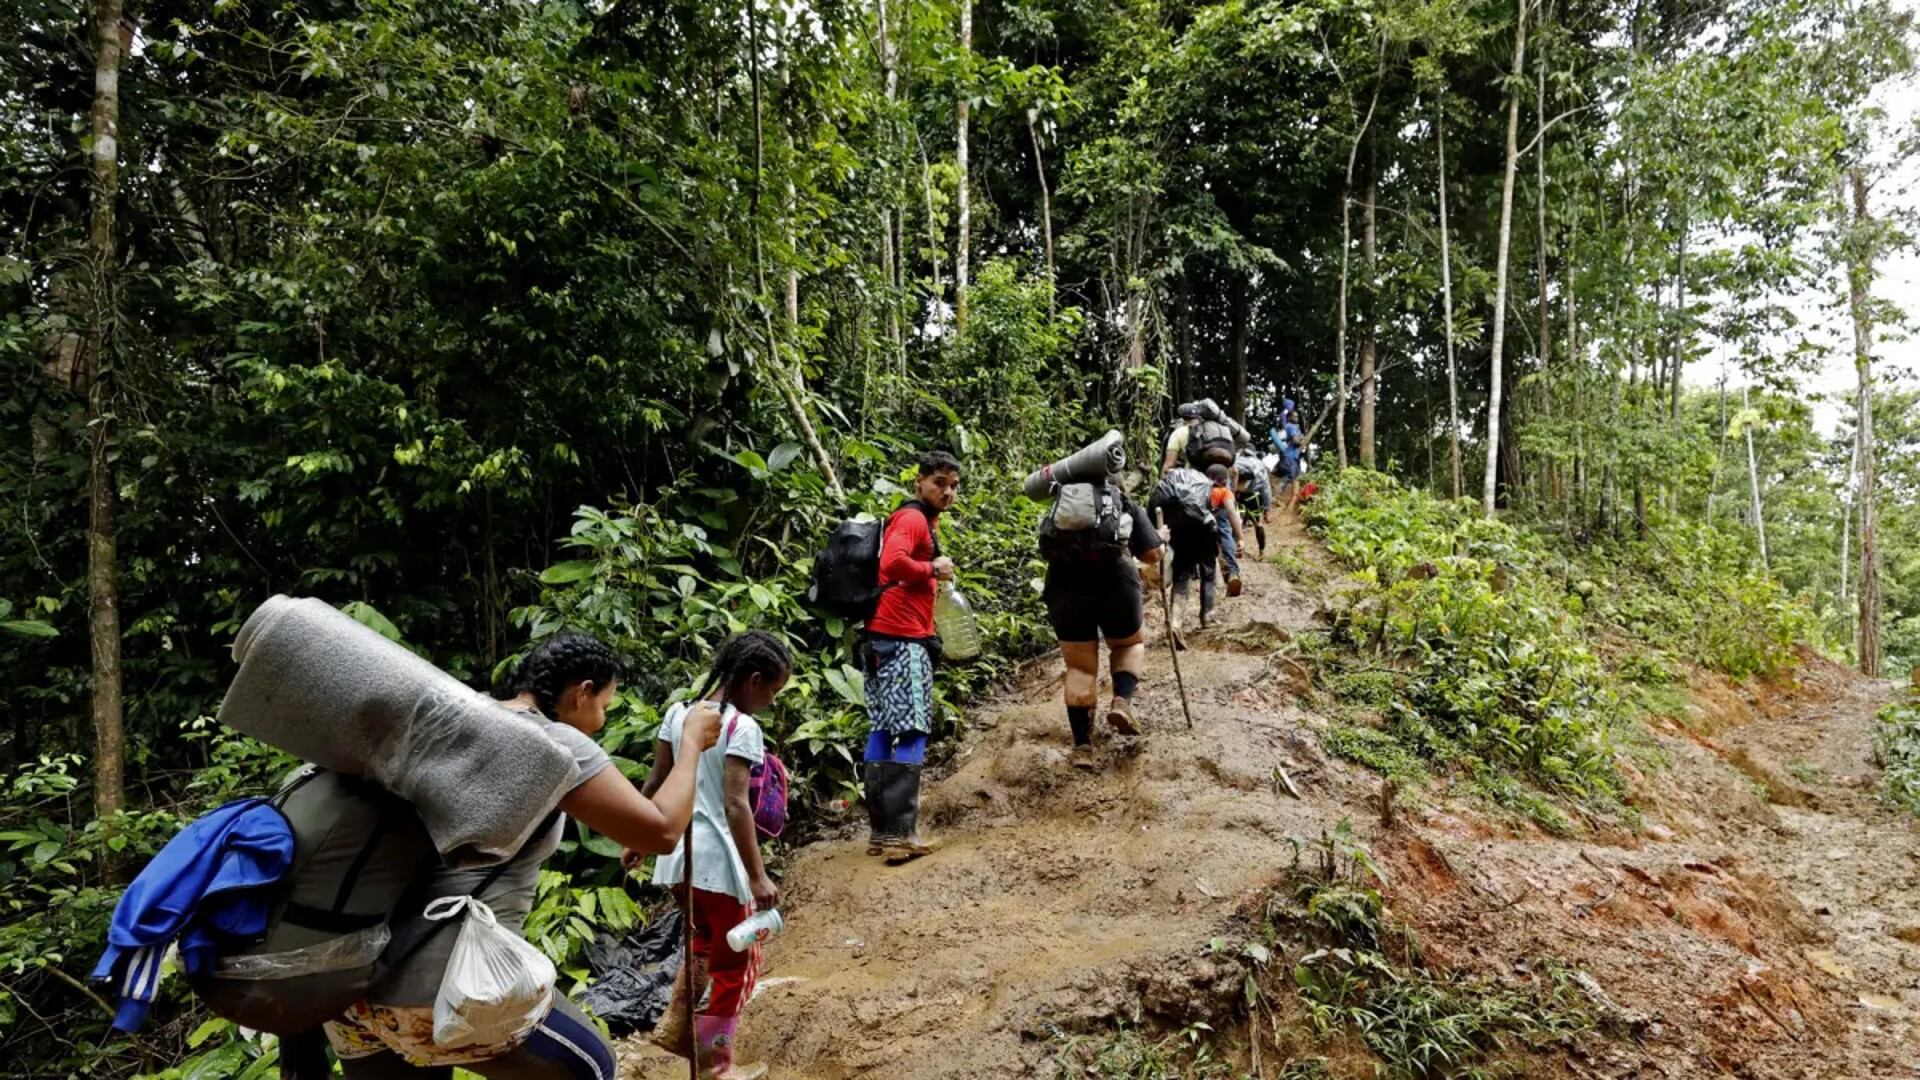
[1207,464,1245,597]
[1161,398,1252,473]
[1233,447,1272,559]
[1037,472,1165,770]
[1269,403,1305,502]
[862,450,961,864]
[643,631,792,1080]
[1150,467,1221,648]
[325,632,722,1080]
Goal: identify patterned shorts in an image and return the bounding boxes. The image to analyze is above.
[865,639,933,735]
[324,1000,529,1065]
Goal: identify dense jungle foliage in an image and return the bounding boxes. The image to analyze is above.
[4,0,1919,1073]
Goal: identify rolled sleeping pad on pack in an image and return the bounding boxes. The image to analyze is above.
[190,767,434,1035]
[217,595,579,866]
[1022,430,1126,500]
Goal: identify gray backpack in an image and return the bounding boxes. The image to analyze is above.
[1154,468,1215,530]
[1185,420,1237,469]
[1038,482,1133,561]
[189,767,434,1035]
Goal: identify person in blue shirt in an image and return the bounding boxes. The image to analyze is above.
[1270,401,1305,503]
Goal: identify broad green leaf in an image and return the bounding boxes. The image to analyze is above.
[339,602,403,643]
[540,560,598,585]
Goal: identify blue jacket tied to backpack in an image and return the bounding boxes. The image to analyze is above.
[90,797,296,1031]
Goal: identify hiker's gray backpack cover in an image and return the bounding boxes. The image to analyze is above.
[191,768,432,1034]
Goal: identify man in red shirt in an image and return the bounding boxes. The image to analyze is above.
[862,451,960,864]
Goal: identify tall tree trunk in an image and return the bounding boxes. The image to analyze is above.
[1335,173,1352,469]
[1840,434,1856,636]
[1333,60,1384,470]
[1667,213,1688,424]
[1743,383,1767,570]
[1358,144,1378,469]
[781,35,800,384]
[877,1,901,355]
[953,0,972,335]
[915,138,944,292]
[83,0,126,820]
[1028,111,1054,313]
[1846,167,1881,677]
[1436,99,1462,500]
[1535,26,1551,372]
[1706,369,1727,522]
[1534,20,1552,484]
[749,1,842,498]
[1483,0,1529,516]
[1568,203,1583,519]
[1230,278,1250,425]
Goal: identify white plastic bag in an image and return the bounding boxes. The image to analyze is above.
[423,895,556,1050]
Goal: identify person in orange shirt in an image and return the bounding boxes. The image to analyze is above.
[1206,464,1244,597]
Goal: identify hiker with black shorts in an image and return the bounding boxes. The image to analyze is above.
[1150,467,1221,649]
[860,450,961,864]
[1038,479,1164,770]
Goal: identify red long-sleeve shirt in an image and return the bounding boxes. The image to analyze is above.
[869,503,939,639]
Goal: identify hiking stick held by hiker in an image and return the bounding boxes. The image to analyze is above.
[683,753,698,1080]
[1153,510,1195,730]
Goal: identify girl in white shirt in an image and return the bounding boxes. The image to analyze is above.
[640,631,790,1080]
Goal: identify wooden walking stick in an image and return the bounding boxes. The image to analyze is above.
[1153,509,1195,730]
[682,744,699,1080]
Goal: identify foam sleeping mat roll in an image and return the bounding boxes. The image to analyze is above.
[219,596,580,866]
[1021,429,1126,500]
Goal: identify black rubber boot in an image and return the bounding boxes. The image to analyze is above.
[877,762,935,864]
[863,761,893,856]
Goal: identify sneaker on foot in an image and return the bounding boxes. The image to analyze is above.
[1069,744,1098,771]
[1227,574,1243,597]
[1106,696,1140,736]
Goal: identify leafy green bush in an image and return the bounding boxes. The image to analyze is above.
[1302,471,1622,807]
[1873,695,1920,816]
[1562,516,1811,679]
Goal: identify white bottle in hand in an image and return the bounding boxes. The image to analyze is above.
[726,910,785,953]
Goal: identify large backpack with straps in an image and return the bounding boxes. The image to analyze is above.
[188,767,434,1034]
[190,767,559,1036]
[1037,481,1134,562]
[808,505,937,622]
[1154,468,1215,530]
[1185,420,1237,469]
[808,517,887,620]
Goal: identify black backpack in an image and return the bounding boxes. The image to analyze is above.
[1185,420,1237,469]
[809,517,887,620]
[1037,482,1133,562]
[1154,468,1215,530]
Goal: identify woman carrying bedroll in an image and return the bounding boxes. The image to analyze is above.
[325,633,721,1080]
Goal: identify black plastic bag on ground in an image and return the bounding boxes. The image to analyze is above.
[577,909,684,1038]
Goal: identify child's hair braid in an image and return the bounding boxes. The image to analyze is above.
[694,630,793,706]
[509,631,621,719]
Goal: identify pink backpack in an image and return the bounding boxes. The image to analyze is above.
[725,712,789,839]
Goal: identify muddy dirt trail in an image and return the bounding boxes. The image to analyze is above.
[622,511,1920,1079]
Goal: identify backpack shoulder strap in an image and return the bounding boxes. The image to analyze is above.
[386,806,561,972]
